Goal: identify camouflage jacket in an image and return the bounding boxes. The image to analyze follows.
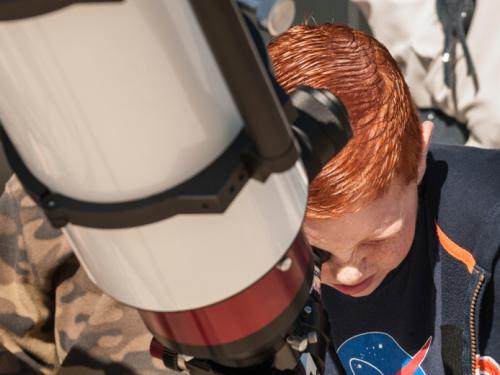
[0,176,176,375]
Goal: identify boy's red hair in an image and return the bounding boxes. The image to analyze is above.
[268,24,422,219]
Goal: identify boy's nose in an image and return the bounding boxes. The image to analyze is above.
[335,265,365,286]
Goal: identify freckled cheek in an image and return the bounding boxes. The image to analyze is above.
[370,234,414,273]
[371,244,407,272]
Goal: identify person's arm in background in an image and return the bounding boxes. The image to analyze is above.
[458,0,500,148]
[350,0,500,148]
[0,176,178,375]
[0,176,72,374]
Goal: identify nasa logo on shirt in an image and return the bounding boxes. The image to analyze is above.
[337,332,432,374]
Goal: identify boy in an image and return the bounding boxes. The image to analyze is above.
[268,24,500,374]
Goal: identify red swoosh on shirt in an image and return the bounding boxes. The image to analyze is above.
[394,336,432,375]
[476,355,500,374]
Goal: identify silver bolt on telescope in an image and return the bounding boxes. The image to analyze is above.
[238,0,296,36]
[0,1,351,374]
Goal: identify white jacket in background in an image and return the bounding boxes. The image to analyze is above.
[351,0,500,148]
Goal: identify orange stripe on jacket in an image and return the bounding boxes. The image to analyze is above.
[435,224,476,274]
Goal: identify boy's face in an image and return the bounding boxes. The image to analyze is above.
[303,177,419,297]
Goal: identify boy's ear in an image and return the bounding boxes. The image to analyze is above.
[417,121,434,183]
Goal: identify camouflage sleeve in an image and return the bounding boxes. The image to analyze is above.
[0,176,173,375]
[0,175,63,374]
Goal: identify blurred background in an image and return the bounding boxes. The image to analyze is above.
[293,0,369,32]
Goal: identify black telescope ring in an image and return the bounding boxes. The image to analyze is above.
[0,126,258,229]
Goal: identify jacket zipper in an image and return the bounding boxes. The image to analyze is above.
[469,271,485,374]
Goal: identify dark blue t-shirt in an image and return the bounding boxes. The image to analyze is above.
[322,195,445,375]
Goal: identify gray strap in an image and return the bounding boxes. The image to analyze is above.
[437,0,479,93]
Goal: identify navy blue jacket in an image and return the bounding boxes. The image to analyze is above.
[325,145,500,375]
[423,145,500,374]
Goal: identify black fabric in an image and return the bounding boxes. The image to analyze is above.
[441,325,463,375]
[322,196,445,374]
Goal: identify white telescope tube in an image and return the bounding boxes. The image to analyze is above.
[0,0,308,311]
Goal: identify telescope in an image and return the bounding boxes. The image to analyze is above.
[0,1,351,373]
